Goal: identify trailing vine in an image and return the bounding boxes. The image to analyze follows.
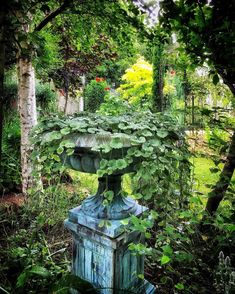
[31,111,191,213]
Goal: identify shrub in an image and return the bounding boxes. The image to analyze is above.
[0,113,21,191]
[83,78,108,112]
[36,82,57,112]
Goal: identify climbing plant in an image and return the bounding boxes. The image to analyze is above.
[31,111,191,221]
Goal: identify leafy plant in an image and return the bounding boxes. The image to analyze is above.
[98,93,131,116]
[84,79,109,112]
[32,111,191,245]
[0,113,21,191]
[36,82,57,112]
[118,56,153,108]
[214,251,235,294]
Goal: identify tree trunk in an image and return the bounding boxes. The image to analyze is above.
[205,130,235,215]
[0,8,5,173]
[152,44,164,112]
[191,94,195,125]
[17,54,37,195]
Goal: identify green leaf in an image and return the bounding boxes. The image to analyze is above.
[142,130,153,137]
[42,131,62,143]
[110,138,123,149]
[16,271,27,288]
[175,283,184,290]
[51,154,60,162]
[120,219,129,225]
[103,190,114,201]
[60,127,71,135]
[138,274,144,280]
[29,265,50,277]
[150,139,161,147]
[60,140,75,148]
[40,155,47,162]
[116,159,128,169]
[157,130,168,138]
[160,255,171,265]
[57,146,64,154]
[66,148,74,156]
[162,245,173,256]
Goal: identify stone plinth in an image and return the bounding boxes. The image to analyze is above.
[65,206,156,294]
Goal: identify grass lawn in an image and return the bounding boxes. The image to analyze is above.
[191,157,223,195]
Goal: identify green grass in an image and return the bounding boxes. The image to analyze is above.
[191,157,222,195]
[69,171,133,197]
[191,156,235,196]
[69,157,234,205]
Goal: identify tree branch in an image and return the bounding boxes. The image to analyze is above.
[34,0,72,32]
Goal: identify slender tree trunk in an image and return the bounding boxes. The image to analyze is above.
[152,44,164,112]
[205,130,235,215]
[191,94,195,125]
[17,54,37,195]
[0,8,5,173]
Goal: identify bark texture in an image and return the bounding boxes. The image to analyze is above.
[17,55,37,195]
[205,130,235,215]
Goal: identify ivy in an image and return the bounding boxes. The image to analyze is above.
[32,111,191,214]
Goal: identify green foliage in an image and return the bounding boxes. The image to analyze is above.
[0,181,96,293]
[3,82,18,112]
[118,56,153,109]
[0,113,21,191]
[159,0,235,94]
[32,111,191,251]
[98,93,131,116]
[36,82,57,112]
[84,79,109,112]
[214,252,235,294]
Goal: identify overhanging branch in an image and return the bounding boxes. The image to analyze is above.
[34,0,72,32]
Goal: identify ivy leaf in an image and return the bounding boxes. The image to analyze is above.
[51,154,60,162]
[150,139,161,147]
[39,155,47,162]
[97,169,106,177]
[161,255,171,265]
[57,146,64,154]
[162,245,173,256]
[42,131,62,143]
[110,138,123,149]
[120,219,129,225]
[116,159,128,169]
[103,190,114,201]
[157,130,168,138]
[100,159,108,169]
[60,127,71,135]
[131,136,146,145]
[142,130,153,137]
[175,283,184,290]
[60,140,75,148]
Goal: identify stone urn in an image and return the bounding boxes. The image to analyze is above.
[63,133,144,221]
[63,132,155,294]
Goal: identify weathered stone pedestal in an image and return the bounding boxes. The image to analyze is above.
[65,205,156,294]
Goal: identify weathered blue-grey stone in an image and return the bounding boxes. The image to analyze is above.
[65,208,156,294]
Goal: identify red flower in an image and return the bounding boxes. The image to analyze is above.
[170,70,176,76]
[104,87,110,91]
[95,77,101,82]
